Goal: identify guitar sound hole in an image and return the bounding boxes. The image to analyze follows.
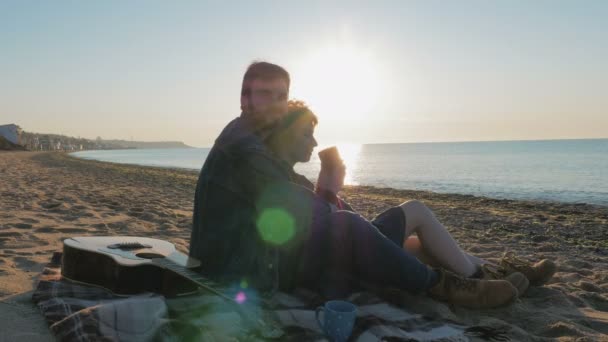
[136,252,165,259]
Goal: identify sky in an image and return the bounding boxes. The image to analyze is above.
[1,1,607,148]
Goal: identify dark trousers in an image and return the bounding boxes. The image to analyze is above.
[289,207,439,299]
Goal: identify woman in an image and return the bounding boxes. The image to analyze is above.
[266,100,556,296]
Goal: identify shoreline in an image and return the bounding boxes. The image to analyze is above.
[1,151,607,339]
[66,149,608,209]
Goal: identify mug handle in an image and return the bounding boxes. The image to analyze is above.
[315,306,325,331]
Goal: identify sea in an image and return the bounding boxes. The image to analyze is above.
[70,139,608,206]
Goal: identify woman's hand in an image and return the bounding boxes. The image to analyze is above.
[316,161,346,195]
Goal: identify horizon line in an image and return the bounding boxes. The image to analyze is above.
[189,136,608,149]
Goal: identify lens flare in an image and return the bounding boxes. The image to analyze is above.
[235,291,247,304]
[256,208,296,245]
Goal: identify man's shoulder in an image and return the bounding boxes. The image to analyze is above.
[201,116,284,178]
[214,116,266,154]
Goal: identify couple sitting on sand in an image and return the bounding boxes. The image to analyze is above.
[189,61,556,309]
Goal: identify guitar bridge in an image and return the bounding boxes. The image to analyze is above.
[107,242,152,250]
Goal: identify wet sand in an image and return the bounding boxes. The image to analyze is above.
[1,151,607,340]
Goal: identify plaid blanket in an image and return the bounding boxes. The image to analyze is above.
[32,252,509,341]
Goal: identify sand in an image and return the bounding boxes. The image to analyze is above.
[1,151,607,341]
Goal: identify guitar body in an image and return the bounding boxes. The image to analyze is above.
[62,236,204,297]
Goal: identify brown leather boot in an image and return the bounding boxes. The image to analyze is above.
[428,268,518,309]
[479,264,530,295]
[499,252,556,286]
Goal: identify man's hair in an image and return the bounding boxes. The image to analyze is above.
[241,61,290,96]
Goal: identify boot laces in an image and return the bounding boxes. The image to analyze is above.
[501,251,533,271]
[448,272,478,292]
[481,263,506,279]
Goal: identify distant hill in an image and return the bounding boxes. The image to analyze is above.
[100,139,193,149]
[3,123,193,151]
[0,136,26,150]
[19,130,193,151]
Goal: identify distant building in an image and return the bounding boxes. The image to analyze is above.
[0,124,23,145]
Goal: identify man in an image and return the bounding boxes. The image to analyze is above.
[189,61,519,309]
[189,61,325,292]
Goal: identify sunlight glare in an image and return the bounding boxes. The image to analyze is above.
[292,45,384,121]
[336,142,362,185]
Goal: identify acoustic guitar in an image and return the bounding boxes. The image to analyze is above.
[61,236,282,337]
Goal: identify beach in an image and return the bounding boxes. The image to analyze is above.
[1,150,607,340]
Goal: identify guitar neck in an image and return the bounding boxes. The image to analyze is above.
[153,257,235,303]
[153,257,276,331]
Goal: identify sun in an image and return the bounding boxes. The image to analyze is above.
[291,45,383,121]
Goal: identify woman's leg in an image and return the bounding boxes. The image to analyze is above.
[371,202,494,277]
[403,236,441,267]
[403,236,493,269]
[399,200,481,277]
